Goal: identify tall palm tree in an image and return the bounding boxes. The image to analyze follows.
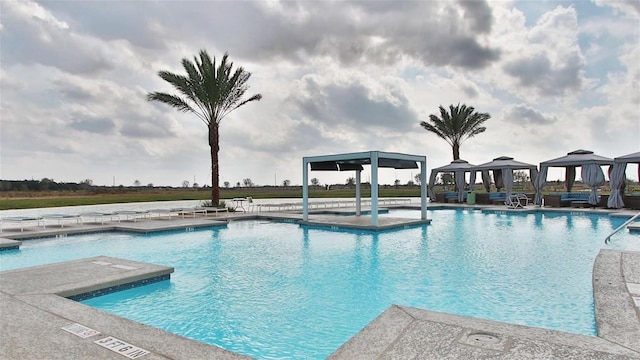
[420,103,490,160]
[147,50,262,206]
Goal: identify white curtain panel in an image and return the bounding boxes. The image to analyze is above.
[503,168,514,199]
[607,162,626,208]
[481,170,491,193]
[581,164,606,205]
[455,170,466,202]
[428,169,438,201]
[534,166,548,206]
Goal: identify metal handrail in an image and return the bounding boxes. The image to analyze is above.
[604,211,640,244]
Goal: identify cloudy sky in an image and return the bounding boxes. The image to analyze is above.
[1,0,639,187]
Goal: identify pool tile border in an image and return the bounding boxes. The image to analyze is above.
[68,274,170,302]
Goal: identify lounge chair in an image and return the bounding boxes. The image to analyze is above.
[42,214,82,229]
[114,210,149,222]
[81,212,116,225]
[1,216,44,232]
[171,207,207,218]
[246,197,255,212]
[148,209,175,220]
[195,206,229,216]
[505,194,529,209]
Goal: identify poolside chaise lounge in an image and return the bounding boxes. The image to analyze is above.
[147,209,175,219]
[255,198,411,212]
[173,207,207,218]
[195,207,229,216]
[0,216,44,232]
[148,207,208,219]
[505,194,529,209]
[114,210,149,222]
[80,212,117,225]
[42,213,82,229]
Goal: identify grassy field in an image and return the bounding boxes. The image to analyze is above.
[4,182,632,210]
[0,187,423,210]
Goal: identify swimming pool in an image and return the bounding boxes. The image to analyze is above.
[1,209,639,359]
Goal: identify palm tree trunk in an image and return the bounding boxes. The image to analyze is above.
[209,124,220,206]
[453,142,460,160]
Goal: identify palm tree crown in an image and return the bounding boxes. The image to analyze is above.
[147,50,262,205]
[420,103,489,160]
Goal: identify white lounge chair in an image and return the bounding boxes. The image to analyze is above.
[81,212,116,225]
[171,207,207,218]
[195,207,229,216]
[148,209,175,219]
[115,210,149,222]
[505,194,529,209]
[42,214,82,229]
[1,216,44,232]
[246,197,255,212]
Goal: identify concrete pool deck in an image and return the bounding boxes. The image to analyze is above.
[1,205,640,359]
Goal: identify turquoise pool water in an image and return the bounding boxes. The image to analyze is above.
[1,209,639,359]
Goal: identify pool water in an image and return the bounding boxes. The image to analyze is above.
[1,209,639,359]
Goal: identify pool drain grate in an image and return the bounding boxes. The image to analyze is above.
[457,329,509,352]
[467,332,500,344]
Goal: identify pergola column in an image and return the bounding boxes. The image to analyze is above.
[355,169,361,216]
[371,151,379,226]
[303,159,309,221]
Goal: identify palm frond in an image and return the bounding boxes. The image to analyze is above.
[147,49,262,126]
[421,103,490,158]
[146,92,193,113]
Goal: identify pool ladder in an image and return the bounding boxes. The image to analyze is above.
[604,211,640,244]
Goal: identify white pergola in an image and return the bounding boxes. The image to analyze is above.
[302,151,428,226]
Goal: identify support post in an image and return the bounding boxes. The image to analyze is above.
[356,170,361,216]
[371,151,379,226]
[420,159,427,220]
[303,159,309,221]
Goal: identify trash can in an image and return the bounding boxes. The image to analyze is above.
[467,191,476,205]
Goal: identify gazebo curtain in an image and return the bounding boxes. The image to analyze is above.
[481,170,491,192]
[529,168,539,195]
[566,166,576,192]
[533,166,548,205]
[469,170,477,190]
[607,162,627,208]
[428,169,438,201]
[493,169,504,190]
[454,171,466,202]
[503,169,513,199]
[581,164,606,205]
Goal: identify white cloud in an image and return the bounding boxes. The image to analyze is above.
[1,0,638,187]
[594,0,640,18]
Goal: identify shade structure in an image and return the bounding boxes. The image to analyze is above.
[607,151,640,208]
[303,151,427,226]
[537,149,614,206]
[429,159,476,202]
[471,156,538,201]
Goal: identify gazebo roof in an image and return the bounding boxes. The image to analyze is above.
[307,151,421,171]
[474,156,537,171]
[540,149,613,167]
[432,159,476,172]
[614,151,640,164]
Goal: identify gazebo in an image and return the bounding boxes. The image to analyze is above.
[302,151,427,226]
[471,156,538,201]
[428,159,476,203]
[536,149,614,206]
[607,151,640,209]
